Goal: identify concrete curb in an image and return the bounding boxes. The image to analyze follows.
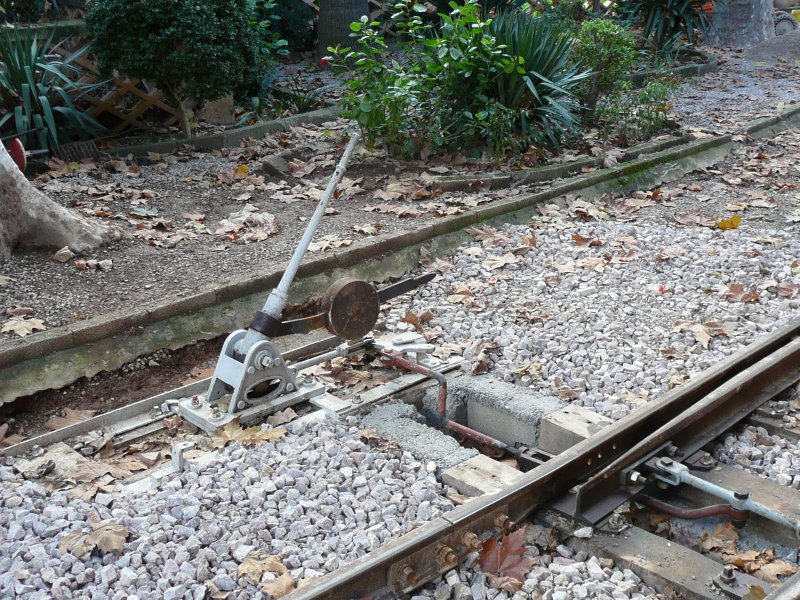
[102,105,342,158]
[1,102,798,404]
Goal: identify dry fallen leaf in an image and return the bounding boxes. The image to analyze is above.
[238,551,287,583]
[483,253,519,271]
[716,214,742,230]
[59,521,128,559]
[262,571,295,598]
[43,408,97,430]
[211,422,287,449]
[724,283,760,303]
[0,275,12,287]
[479,528,536,590]
[400,309,434,332]
[1,317,46,337]
[446,283,474,304]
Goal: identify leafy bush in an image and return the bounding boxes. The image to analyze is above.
[272,0,316,51]
[0,0,44,23]
[489,11,588,150]
[0,30,104,151]
[574,18,637,116]
[596,78,675,144]
[620,0,722,47]
[329,1,585,157]
[251,0,289,65]
[536,0,586,35]
[86,0,263,137]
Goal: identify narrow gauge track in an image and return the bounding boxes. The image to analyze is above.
[287,319,800,600]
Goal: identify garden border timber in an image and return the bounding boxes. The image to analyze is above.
[0,101,798,406]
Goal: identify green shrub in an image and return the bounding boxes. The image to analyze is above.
[0,30,104,151]
[620,0,722,48]
[536,0,586,35]
[489,11,588,150]
[272,0,316,51]
[574,18,637,116]
[329,1,585,158]
[250,0,289,65]
[596,78,675,144]
[0,0,44,23]
[86,0,262,138]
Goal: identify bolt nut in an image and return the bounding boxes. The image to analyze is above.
[733,489,750,501]
[721,565,736,584]
[436,545,458,567]
[286,383,295,392]
[627,471,645,485]
[494,514,514,534]
[398,565,417,587]
[660,457,673,467]
[461,532,482,551]
[191,396,201,407]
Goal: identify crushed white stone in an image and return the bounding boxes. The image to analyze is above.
[0,416,454,599]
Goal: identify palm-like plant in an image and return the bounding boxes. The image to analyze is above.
[489,11,590,149]
[0,30,104,151]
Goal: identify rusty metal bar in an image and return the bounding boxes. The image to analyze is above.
[636,495,748,523]
[286,319,800,600]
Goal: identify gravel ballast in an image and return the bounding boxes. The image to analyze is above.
[411,527,661,600]
[0,415,454,599]
[382,130,800,422]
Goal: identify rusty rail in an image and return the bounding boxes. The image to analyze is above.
[286,318,800,600]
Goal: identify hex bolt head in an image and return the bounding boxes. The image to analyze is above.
[660,457,674,466]
[721,565,736,583]
[733,489,750,501]
[286,383,295,392]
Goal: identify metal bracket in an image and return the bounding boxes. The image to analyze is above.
[646,457,800,538]
[713,565,772,599]
[206,332,298,411]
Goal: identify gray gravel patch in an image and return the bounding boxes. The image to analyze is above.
[362,403,478,470]
[0,415,454,598]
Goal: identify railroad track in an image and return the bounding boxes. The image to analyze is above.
[4,319,800,599]
[284,319,800,600]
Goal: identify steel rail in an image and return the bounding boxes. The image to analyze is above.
[286,319,800,600]
[573,333,800,521]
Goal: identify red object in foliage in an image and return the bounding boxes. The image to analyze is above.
[319,57,330,67]
[6,138,26,172]
[692,0,715,12]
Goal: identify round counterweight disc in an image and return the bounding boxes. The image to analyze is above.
[322,277,380,340]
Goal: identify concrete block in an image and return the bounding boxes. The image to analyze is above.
[441,454,523,497]
[538,405,612,455]
[424,377,563,447]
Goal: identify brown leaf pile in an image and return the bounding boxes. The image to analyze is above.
[210,422,287,449]
[702,523,797,584]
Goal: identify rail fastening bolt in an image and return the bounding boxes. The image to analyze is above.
[660,457,673,467]
[733,489,750,501]
[436,545,458,567]
[398,565,417,587]
[461,532,483,551]
[721,565,736,584]
[191,396,201,408]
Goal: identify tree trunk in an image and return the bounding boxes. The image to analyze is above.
[0,143,118,257]
[708,0,775,48]
[317,0,370,55]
